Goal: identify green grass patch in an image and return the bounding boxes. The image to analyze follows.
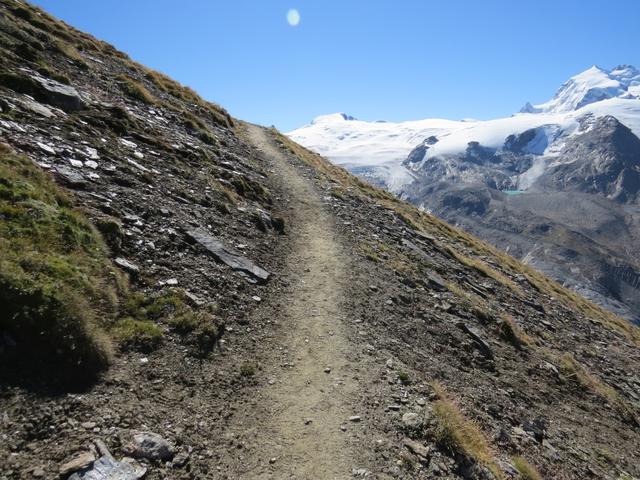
[0,145,120,376]
[240,362,257,377]
[118,289,221,355]
[111,317,162,352]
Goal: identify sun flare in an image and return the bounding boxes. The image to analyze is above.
[287,9,300,26]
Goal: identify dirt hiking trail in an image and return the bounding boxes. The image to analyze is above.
[237,125,366,479]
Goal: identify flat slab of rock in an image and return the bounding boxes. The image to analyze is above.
[457,322,494,359]
[114,257,140,276]
[425,271,447,292]
[55,166,87,188]
[187,228,269,283]
[30,73,85,112]
[68,456,146,480]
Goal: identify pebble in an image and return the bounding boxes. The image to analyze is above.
[349,415,361,422]
[324,367,332,374]
[37,142,55,155]
[31,467,45,478]
[269,457,277,464]
[402,412,423,429]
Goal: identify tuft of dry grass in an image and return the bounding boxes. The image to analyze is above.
[116,74,156,104]
[558,353,638,424]
[431,383,504,479]
[512,456,543,480]
[498,314,534,349]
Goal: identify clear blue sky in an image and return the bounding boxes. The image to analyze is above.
[33,0,640,131]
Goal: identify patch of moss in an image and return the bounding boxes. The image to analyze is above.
[111,317,162,352]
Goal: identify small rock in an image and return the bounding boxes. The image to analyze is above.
[85,147,100,160]
[403,439,430,459]
[31,467,45,478]
[304,418,313,425]
[120,138,137,149]
[114,257,140,276]
[123,431,176,461]
[171,451,189,468]
[269,457,277,464]
[349,415,361,422]
[402,412,423,429]
[324,367,332,374]
[385,358,394,369]
[55,166,86,188]
[59,452,96,476]
[352,468,372,477]
[81,422,96,429]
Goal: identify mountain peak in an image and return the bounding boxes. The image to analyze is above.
[520,64,640,114]
[311,112,357,125]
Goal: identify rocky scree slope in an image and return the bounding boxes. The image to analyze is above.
[0,2,639,480]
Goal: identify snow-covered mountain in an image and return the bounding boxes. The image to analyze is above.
[288,65,640,324]
[287,65,640,194]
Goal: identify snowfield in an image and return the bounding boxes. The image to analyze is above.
[287,65,640,191]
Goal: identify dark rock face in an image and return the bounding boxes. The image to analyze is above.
[405,136,438,164]
[537,116,640,202]
[399,115,640,323]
